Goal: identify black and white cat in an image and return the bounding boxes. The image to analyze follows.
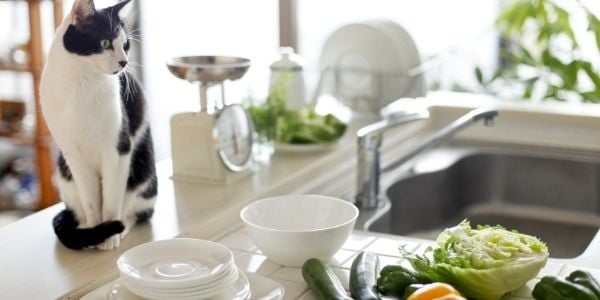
[40,0,156,250]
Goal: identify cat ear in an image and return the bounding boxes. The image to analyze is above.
[108,0,133,18]
[71,0,96,25]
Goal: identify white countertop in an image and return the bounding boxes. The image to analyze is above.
[81,226,600,300]
[1,92,600,299]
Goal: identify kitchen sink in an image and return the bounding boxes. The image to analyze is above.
[367,142,600,258]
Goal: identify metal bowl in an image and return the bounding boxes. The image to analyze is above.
[166,56,251,82]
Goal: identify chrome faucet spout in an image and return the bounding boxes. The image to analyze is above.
[355,109,430,210]
[355,107,498,210]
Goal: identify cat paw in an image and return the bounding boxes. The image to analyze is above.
[97,235,121,250]
[119,227,130,240]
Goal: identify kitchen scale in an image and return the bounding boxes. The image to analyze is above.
[167,56,253,184]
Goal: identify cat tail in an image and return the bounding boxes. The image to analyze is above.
[53,209,124,250]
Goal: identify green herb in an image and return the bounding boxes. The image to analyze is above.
[247,80,346,144]
[457,0,600,103]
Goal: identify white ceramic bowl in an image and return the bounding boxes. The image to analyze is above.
[117,239,234,289]
[240,195,359,266]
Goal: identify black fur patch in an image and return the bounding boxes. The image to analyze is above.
[53,208,124,250]
[119,73,145,136]
[63,8,123,56]
[140,175,157,199]
[57,153,73,181]
[135,208,154,223]
[116,127,131,155]
[127,127,155,190]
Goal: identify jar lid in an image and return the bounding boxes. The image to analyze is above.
[270,47,304,71]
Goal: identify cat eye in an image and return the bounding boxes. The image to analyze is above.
[100,39,111,49]
[124,39,130,51]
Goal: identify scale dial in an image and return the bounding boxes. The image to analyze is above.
[214,104,253,172]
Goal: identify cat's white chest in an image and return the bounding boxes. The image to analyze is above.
[43,73,122,163]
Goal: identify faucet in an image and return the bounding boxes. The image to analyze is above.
[355,107,499,210]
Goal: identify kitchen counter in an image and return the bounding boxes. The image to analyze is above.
[1,92,600,299]
[81,227,600,300]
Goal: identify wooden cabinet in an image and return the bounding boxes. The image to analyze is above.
[0,0,64,209]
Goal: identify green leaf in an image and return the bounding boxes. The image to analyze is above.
[544,85,564,101]
[588,13,600,54]
[580,91,600,103]
[475,67,484,84]
[491,68,504,82]
[562,61,579,90]
[541,49,563,69]
[496,0,533,36]
[518,46,538,66]
[537,24,552,43]
[535,0,548,24]
[450,83,472,93]
[580,61,600,91]
[523,77,538,99]
[553,4,578,47]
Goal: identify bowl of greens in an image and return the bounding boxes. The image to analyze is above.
[248,85,346,153]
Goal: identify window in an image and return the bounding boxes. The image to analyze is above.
[141,1,279,159]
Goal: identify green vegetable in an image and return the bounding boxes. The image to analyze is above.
[401,220,549,300]
[380,265,415,277]
[566,270,600,298]
[247,81,346,145]
[403,284,426,299]
[532,276,598,300]
[302,258,352,300]
[377,265,421,297]
[379,265,431,283]
[350,251,381,300]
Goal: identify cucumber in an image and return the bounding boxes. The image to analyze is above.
[302,258,352,300]
[350,251,381,300]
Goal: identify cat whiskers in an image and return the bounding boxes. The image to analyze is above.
[128,37,141,44]
[121,64,141,102]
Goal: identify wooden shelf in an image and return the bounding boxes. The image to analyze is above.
[0,63,33,73]
[0,0,64,210]
[0,130,33,145]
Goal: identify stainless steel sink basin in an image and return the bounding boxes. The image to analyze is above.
[367,142,600,258]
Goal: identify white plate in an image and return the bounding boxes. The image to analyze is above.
[120,265,238,295]
[117,239,234,289]
[81,272,285,300]
[126,270,249,300]
[319,20,423,114]
[364,20,425,100]
[274,142,338,154]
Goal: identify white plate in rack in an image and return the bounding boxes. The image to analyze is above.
[319,20,424,115]
[81,272,285,300]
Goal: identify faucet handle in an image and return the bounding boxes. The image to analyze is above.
[357,108,429,139]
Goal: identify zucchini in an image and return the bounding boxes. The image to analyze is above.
[350,251,381,300]
[302,258,352,300]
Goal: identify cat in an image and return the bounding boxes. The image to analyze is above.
[40,0,157,250]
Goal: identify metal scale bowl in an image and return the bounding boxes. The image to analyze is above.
[167,56,251,112]
[166,56,254,184]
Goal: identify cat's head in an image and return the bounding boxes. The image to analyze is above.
[62,0,133,75]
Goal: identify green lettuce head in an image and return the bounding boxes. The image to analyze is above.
[402,220,548,300]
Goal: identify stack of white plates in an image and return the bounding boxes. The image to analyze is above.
[319,19,426,116]
[117,239,250,300]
